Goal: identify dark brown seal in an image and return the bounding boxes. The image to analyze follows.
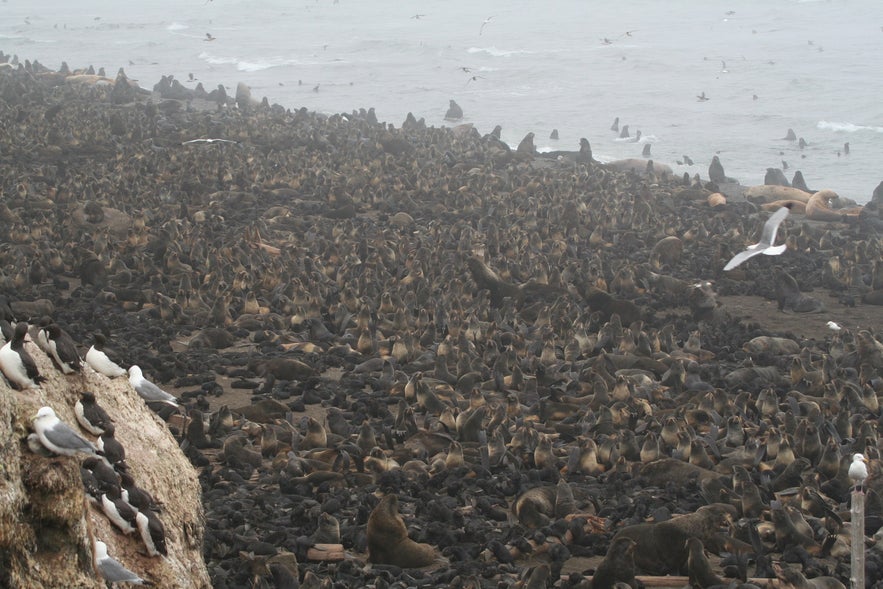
[367,494,438,568]
[591,537,638,589]
[613,503,744,575]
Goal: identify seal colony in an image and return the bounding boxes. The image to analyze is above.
[2,53,883,588]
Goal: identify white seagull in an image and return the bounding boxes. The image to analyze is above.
[479,16,494,35]
[849,452,869,492]
[723,204,792,271]
[826,321,842,332]
[128,365,180,407]
[32,406,99,456]
[181,138,239,145]
[93,540,152,585]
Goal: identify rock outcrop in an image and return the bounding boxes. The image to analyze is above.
[0,335,209,588]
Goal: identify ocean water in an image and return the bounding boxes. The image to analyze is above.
[2,0,882,202]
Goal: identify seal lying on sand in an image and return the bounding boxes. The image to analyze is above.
[605,158,673,179]
[367,494,439,568]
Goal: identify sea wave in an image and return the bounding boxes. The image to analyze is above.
[198,52,302,72]
[467,46,532,58]
[166,22,188,32]
[817,120,883,133]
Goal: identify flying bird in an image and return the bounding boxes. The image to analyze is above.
[480,16,494,35]
[723,204,792,271]
[181,138,239,145]
[849,453,868,492]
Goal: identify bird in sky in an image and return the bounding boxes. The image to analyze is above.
[723,204,792,271]
[480,16,494,36]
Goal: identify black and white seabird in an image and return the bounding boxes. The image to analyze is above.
[85,333,127,378]
[119,469,162,512]
[82,456,122,497]
[128,365,180,407]
[723,204,792,271]
[32,406,98,456]
[0,322,46,389]
[100,486,139,534]
[75,391,114,435]
[40,322,82,374]
[97,423,126,467]
[93,540,151,585]
[135,509,168,557]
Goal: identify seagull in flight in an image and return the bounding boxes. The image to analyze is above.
[723,204,792,271]
[480,16,494,35]
[697,91,709,101]
[181,138,240,145]
[204,33,216,42]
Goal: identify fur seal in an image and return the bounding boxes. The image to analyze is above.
[444,100,463,121]
[591,537,638,589]
[613,503,740,575]
[367,494,438,568]
[773,267,824,313]
[685,537,726,587]
[765,168,791,187]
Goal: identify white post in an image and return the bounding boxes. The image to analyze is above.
[851,488,865,589]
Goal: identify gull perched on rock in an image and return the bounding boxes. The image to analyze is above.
[128,365,180,407]
[93,540,152,585]
[849,453,869,492]
[723,204,792,271]
[32,406,99,456]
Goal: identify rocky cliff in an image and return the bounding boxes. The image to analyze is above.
[0,334,210,588]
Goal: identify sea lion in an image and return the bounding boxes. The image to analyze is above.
[605,158,673,179]
[805,189,860,222]
[760,200,807,214]
[591,537,638,589]
[708,155,728,183]
[773,267,824,313]
[745,184,811,204]
[367,494,438,568]
[771,564,846,589]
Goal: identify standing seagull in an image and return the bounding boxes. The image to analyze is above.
[85,333,127,378]
[93,540,152,585]
[849,453,869,492]
[32,406,99,456]
[723,204,792,271]
[0,322,46,389]
[128,365,181,407]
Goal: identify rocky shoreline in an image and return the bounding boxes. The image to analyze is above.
[2,55,883,588]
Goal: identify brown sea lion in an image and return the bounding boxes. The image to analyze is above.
[591,537,638,589]
[805,189,861,222]
[760,199,807,214]
[367,494,438,568]
[744,185,811,204]
[605,158,674,179]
